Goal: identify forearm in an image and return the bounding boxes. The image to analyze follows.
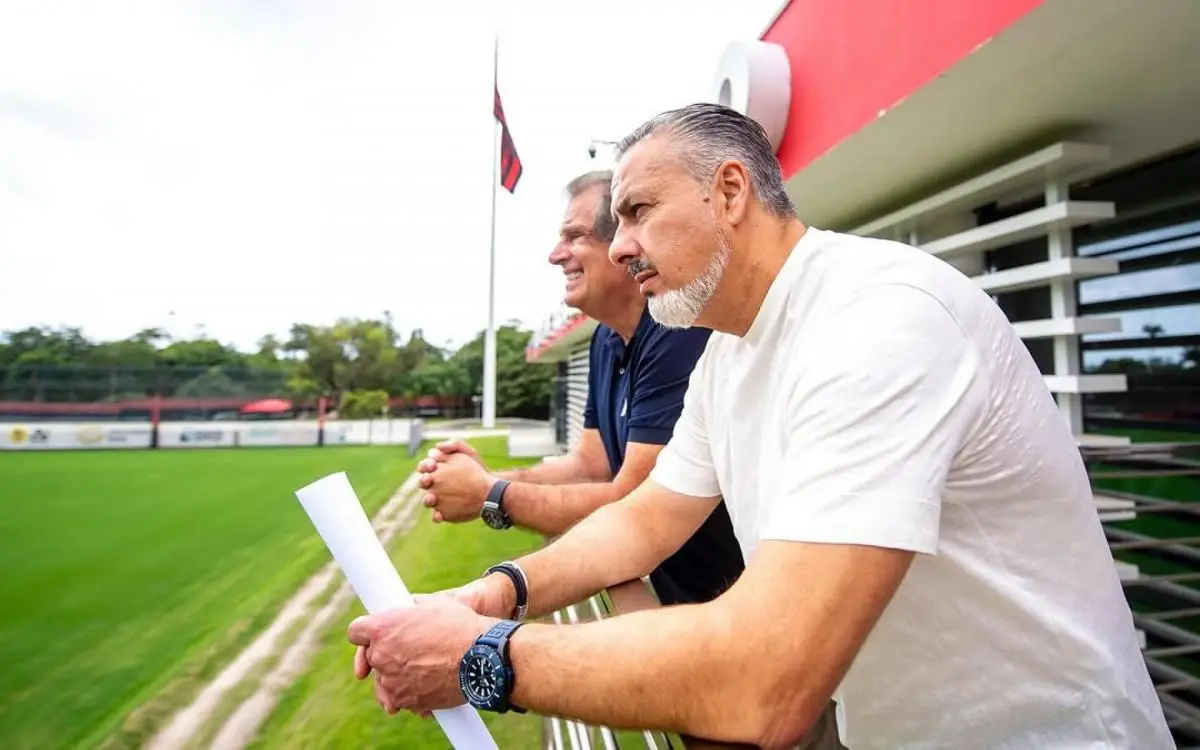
[497,456,581,485]
[512,498,670,619]
[498,454,598,485]
[508,603,773,746]
[503,480,625,536]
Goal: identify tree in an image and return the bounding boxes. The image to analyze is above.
[333,319,400,393]
[339,389,390,419]
[158,338,245,368]
[284,323,346,395]
[449,322,552,419]
[0,326,91,366]
[0,316,555,418]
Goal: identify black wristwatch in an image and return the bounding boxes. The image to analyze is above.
[480,479,512,529]
[484,560,529,620]
[459,619,526,713]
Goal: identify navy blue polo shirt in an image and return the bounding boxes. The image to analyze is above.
[583,307,745,606]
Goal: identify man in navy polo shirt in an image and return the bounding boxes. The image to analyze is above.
[417,169,743,606]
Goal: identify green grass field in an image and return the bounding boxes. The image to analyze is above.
[249,438,546,749]
[0,445,418,749]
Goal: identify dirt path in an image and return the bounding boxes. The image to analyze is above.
[145,472,424,750]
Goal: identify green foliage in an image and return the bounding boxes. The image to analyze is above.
[449,323,554,419]
[0,317,553,418]
[339,388,390,419]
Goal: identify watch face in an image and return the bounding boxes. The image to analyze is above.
[481,504,510,530]
[459,645,508,708]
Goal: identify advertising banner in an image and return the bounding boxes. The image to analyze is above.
[0,418,422,452]
[0,422,153,450]
[328,419,414,446]
[239,423,320,447]
[158,423,235,449]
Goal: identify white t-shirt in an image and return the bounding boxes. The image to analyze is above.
[651,227,1172,749]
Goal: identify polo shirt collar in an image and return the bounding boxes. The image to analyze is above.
[602,305,654,361]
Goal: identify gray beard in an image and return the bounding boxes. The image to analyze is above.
[648,233,731,329]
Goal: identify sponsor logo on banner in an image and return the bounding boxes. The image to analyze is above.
[7,426,48,446]
[180,430,224,444]
[246,427,278,439]
[77,426,104,445]
[107,428,151,445]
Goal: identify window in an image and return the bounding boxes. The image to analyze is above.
[1072,146,1200,439]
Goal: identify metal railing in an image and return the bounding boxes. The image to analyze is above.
[1087,440,1200,746]
[544,578,759,750]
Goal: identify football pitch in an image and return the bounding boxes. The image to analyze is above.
[0,440,544,749]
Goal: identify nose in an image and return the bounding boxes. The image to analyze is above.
[608,227,639,267]
[548,240,571,266]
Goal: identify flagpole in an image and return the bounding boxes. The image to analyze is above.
[482,32,499,430]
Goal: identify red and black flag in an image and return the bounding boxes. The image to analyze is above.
[493,85,523,193]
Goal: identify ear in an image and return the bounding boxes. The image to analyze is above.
[711,160,752,226]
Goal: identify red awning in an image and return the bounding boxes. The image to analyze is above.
[240,398,294,414]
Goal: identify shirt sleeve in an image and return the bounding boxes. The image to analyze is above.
[583,332,599,430]
[648,343,721,499]
[626,325,712,445]
[763,284,989,555]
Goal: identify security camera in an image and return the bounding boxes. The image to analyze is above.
[587,144,597,159]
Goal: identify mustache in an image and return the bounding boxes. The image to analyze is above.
[627,258,654,278]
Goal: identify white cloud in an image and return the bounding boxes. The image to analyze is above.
[0,0,782,351]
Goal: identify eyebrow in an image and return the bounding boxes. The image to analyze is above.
[612,187,642,219]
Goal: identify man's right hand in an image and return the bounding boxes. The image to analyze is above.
[418,440,487,508]
[417,440,484,476]
[418,440,492,522]
[352,574,518,683]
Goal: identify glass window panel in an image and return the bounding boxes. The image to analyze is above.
[1107,233,1200,263]
[1078,218,1200,256]
[1082,304,1200,342]
[1083,347,1192,372]
[1078,263,1200,306]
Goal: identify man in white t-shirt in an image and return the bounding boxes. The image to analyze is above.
[345,104,1172,749]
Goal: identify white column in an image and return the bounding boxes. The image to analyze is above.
[1046,179,1084,436]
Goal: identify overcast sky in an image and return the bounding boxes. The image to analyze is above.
[0,0,782,352]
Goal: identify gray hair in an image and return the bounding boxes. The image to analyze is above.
[615,103,796,219]
[565,170,617,243]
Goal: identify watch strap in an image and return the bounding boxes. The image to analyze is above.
[477,619,527,714]
[484,561,529,620]
[479,618,523,648]
[482,479,512,526]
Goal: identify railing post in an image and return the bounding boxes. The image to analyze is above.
[570,579,766,750]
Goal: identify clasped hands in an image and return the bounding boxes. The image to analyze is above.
[416,440,497,523]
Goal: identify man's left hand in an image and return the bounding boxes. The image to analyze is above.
[423,452,496,523]
[348,596,497,715]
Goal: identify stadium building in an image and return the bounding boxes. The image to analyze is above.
[527,0,1199,458]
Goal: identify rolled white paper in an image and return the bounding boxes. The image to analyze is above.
[295,471,498,750]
